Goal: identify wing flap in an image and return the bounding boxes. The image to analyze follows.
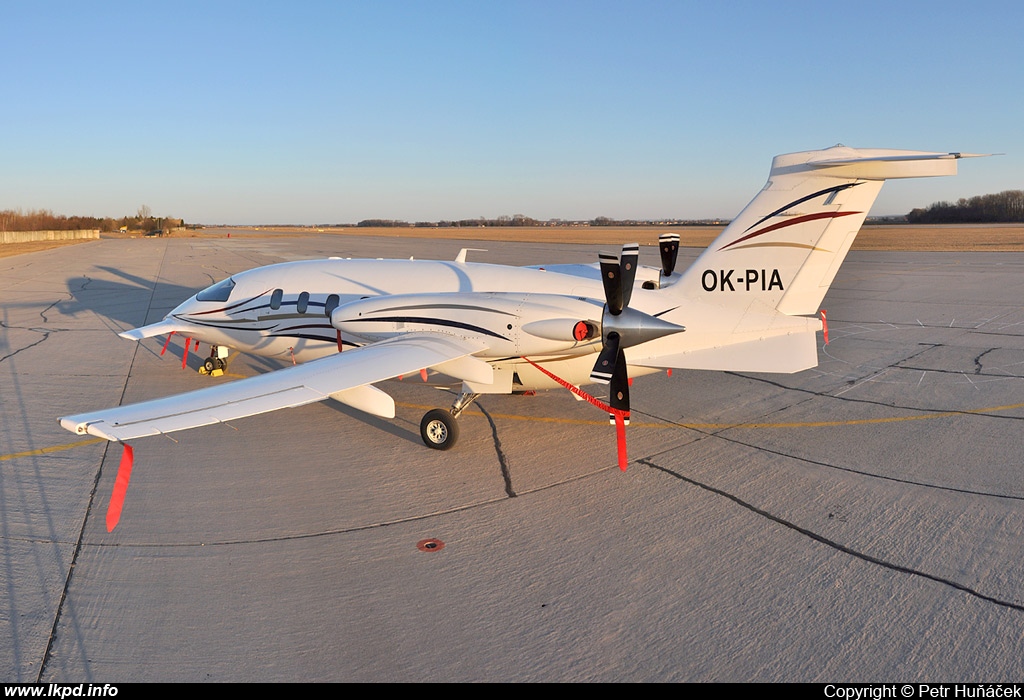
[59,332,487,442]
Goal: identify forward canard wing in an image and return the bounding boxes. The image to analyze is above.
[59,333,490,442]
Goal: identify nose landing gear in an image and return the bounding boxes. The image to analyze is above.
[199,345,230,377]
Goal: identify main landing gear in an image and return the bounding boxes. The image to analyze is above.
[419,391,479,450]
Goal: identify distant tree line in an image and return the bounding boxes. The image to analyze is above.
[355,219,411,228]
[908,190,1024,223]
[355,214,720,228]
[0,208,183,233]
[358,214,543,228]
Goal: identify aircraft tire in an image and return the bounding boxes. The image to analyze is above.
[420,409,459,450]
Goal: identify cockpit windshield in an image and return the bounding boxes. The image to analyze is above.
[196,277,236,302]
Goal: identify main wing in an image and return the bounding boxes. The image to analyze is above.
[59,333,490,442]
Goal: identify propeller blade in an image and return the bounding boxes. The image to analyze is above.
[610,347,630,471]
[619,243,638,309]
[598,243,639,315]
[598,251,624,315]
[659,233,679,277]
[609,346,630,413]
[590,331,620,384]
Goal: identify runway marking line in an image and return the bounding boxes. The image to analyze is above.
[0,437,104,462]
[6,400,1024,463]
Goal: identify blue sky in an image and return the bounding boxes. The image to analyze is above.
[2,1,1020,224]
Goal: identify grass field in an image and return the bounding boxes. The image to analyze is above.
[4,224,1024,259]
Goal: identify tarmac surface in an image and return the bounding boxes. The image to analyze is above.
[3,232,1024,681]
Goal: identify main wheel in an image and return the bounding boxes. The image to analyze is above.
[420,409,459,450]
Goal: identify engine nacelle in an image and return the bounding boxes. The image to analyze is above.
[331,292,603,358]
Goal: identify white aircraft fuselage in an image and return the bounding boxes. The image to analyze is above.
[156,257,674,391]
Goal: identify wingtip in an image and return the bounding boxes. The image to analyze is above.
[118,320,180,341]
[58,415,116,441]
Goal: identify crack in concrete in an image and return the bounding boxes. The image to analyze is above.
[974,348,995,375]
[477,403,516,498]
[0,327,51,364]
[729,337,1024,422]
[640,456,1024,613]
[38,297,66,325]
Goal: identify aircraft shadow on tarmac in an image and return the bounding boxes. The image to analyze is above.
[78,266,206,328]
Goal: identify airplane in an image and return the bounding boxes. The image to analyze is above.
[59,145,984,530]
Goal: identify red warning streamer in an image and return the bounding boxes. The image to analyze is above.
[181,337,191,369]
[522,358,630,471]
[614,412,627,469]
[160,331,176,356]
[106,444,134,532]
[820,309,829,345]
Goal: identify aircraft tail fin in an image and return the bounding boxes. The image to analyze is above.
[674,146,972,317]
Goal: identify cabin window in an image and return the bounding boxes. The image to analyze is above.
[270,289,283,311]
[296,291,309,314]
[324,294,340,318]
[196,277,235,302]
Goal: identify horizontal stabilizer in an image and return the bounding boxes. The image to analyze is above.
[632,328,820,374]
[804,149,969,179]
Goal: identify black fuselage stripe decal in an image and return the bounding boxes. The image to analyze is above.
[272,323,335,332]
[370,303,515,316]
[271,333,357,345]
[172,317,277,332]
[342,316,508,340]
